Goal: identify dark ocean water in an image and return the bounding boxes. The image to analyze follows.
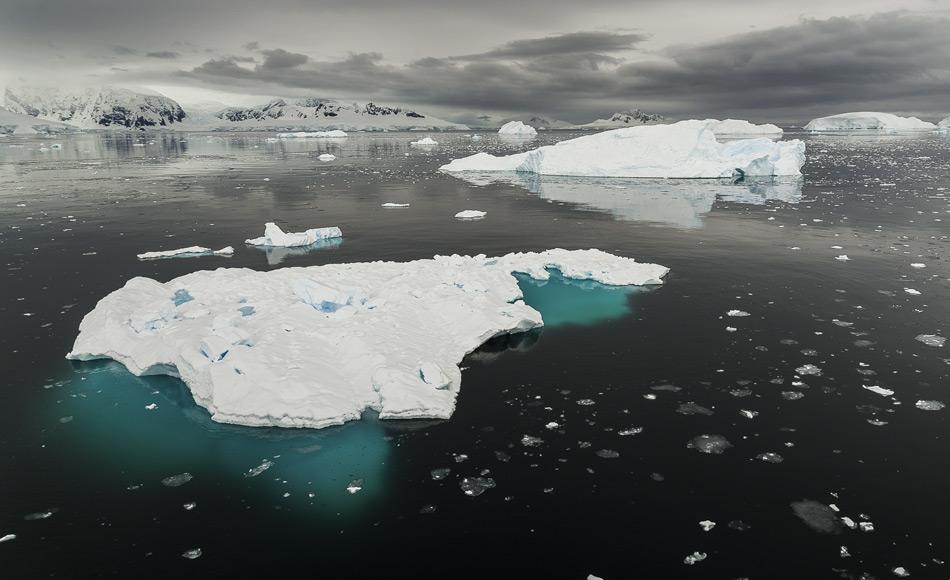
[1,130,949,579]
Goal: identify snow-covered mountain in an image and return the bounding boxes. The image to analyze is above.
[575,109,665,129]
[469,114,573,130]
[4,87,186,130]
[0,107,79,135]
[194,98,468,131]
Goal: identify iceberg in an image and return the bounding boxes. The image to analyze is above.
[277,130,348,138]
[66,249,669,428]
[703,119,783,137]
[137,246,234,260]
[441,120,805,178]
[454,210,486,220]
[245,222,343,248]
[317,153,336,161]
[410,137,438,146]
[498,121,538,137]
[804,112,937,132]
[939,115,950,130]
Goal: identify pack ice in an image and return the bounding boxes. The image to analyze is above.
[66,250,668,429]
[805,112,937,132]
[441,120,804,178]
[245,222,343,248]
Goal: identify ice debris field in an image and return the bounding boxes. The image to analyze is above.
[67,249,669,429]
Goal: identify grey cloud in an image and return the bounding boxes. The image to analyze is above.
[260,48,308,69]
[111,45,137,55]
[243,41,260,51]
[146,51,180,59]
[455,31,647,60]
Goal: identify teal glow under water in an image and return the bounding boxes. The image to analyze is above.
[516,271,642,328]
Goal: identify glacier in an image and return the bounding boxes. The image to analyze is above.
[66,249,669,428]
[245,222,343,248]
[498,121,538,137]
[805,112,937,132]
[441,120,805,178]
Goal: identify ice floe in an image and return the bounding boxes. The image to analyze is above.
[317,153,336,161]
[497,120,537,137]
[805,112,937,132]
[277,130,347,138]
[67,249,669,428]
[245,222,343,248]
[137,246,234,260]
[454,210,486,220]
[409,137,438,146]
[441,120,805,178]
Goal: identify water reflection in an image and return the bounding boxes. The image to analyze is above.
[447,172,804,228]
[249,238,344,265]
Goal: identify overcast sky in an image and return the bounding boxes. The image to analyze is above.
[0,0,948,123]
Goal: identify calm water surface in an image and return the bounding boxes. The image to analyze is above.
[1,130,949,578]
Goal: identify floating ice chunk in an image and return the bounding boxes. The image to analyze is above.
[245,222,343,248]
[24,509,56,521]
[137,246,234,260]
[892,567,910,577]
[410,137,438,146]
[521,435,543,447]
[67,249,668,429]
[756,452,784,463]
[454,210,486,220]
[618,426,643,436]
[346,479,363,494]
[244,459,274,478]
[739,409,758,419]
[161,473,193,487]
[683,552,707,565]
[145,402,158,410]
[182,548,202,559]
[835,255,851,261]
[910,263,926,269]
[904,288,921,296]
[795,364,822,376]
[381,203,410,208]
[317,153,336,161]
[430,468,451,481]
[805,112,936,132]
[791,500,841,534]
[916,334,946,347]
[460,477,495,497]
[687,434,732,454]
[0,534,15,543]
[596,449,620,459]
[915,400,945,411]
[442,120,805,178]
[863,385,894,397]
[498,121,537,137]
[278,130,347,138]
[699,520,716,531]
[704,118,783,136]
[727,310,750,317]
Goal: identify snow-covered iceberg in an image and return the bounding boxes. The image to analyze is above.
[441,120,805,178]
[137,246,234,260]
[245,222,343,248]
[704,119,783,137]
[277,130,347,138]
[410,137,438,146]
[498,121,537,137]
[804,112,937,132]
[67,249,669,428]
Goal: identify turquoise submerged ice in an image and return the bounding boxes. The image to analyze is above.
[67,249,668,429]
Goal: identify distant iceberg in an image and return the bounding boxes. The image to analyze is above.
[410,136,438,146]
[137,246,234,260]
[939,115,950,130]
[703,119,783,137]
[67,249,669,428]
[805,112,937,132]
[498,121,537,137]
[245,222,343,248]
[442,120,805,178]
[278,130,347,138]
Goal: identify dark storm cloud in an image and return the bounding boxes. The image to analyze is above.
[243,41,261,51]
[259,48,309,69]
[454,31,647,60]
[145,51,180,59]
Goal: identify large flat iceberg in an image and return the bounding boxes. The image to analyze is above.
[704,119,783,137]
[277,130,348,138]
[246,222,343,248]
[441,120,804,178]
[67,250,669,428]
[137,246,234,260]
[804,112,937,132]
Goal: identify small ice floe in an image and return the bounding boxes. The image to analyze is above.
[739,409,758,419]
[317,153,336,161]
[683,551,707,565]
[840,546,851,558]
[0,534,15,543]
[756,452,784,463]
[410,137,438,146]
[454,210,486,220]
[346,479,364,494]
[595,449,620,459]
[618,426,643,436]
[699,520,716,531]
[863,385,894,397]
[381,203,410,208]
[24,509,57,521]
[521,435,543,447]
[183,502,196,511]
[915,334,946,347]
[904,288,921,296]
[911,263,926,269]
[677,402,714,416]
[791,500,841,534]
[278,130,347,138]
[544,421,560,430]
[795,364,822,376]
[859,521,874,532]
[245,222,343,247]
[137,246,234,260]
[430,468,451,481]
[835,255,851,261]
[727,310,750,317]
[915,400,945,411]
[892,567,910,577]
[419,504,437,514]
[182,548,202,560]
[460,477,495,497]
[687,434,732,454]
[244,459,274,478]
[144,403,158,410]
[161,473,193,487]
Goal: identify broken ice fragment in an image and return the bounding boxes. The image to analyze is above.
[182,548,202,560]
[892,567,910,577]
[0,534,15,543]
[916,334,946,348]
[795,364,822,376]
[161,473,193,487]
[24,509,57,521]
[863,385,894,396]
[460,477,496,497]
[756,452,784,463]
[346,479,363,494]
[687,434,732,454]
[595,449,620,459]
[683,552,707,565]
[915,400,945,411]
[791,500,841,534]
[521,435,543,447]
[618,427,643,436]
[454,210,486,220]
[699,520,716,531]
[244,459,274,478]
[430,468,451,481]
[727,310,750,317]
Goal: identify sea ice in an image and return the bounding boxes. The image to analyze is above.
[245,222,343,248]
[687,434,732,454]
[381,203,410,208]
[915,334,946,347]
[67,249,668,428]
[497,121,537,137]
[0,534,15,543]
[441,120,804,178]
[277,130,347,138]
[137,246,234,260]
[805,112,937,132]
[454,210,486,220]
[460,477,495,497]
[161,473,193,487]
[317,153,336,161]
[683,552,707,565]
[915,400,945,411]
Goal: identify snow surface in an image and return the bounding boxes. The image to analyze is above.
[0,107,78,135]
[245,222,343,248]
[67,249,669,428]
[804,112,937,132]
[441,120,805,178]
[703,119,783,136]
[278,130,347,138]
[498,121,538,137]
[137,246,234,260]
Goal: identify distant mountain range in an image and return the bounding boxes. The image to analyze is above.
[1,86,666,133]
